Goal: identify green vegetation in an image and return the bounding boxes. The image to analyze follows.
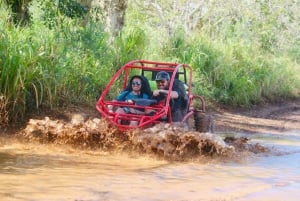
[0,0,299,125]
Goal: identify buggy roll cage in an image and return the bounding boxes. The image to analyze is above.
[96,60,206,131]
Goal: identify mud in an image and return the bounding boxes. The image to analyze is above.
[18,114,269,161]
[6,98,299,161]
[214,98,300,134]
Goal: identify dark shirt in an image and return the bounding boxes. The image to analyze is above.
[152,79,187,122]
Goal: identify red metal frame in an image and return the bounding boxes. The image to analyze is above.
[96,60,206,131]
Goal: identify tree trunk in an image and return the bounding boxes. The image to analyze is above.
[4,0,32,25]
[80,0,128,37]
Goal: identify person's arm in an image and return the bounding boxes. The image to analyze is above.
[108,91,129,112]
[152,89,179,99]
[116,90,129,101]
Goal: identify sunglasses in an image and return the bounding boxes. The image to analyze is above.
[156,80,167,84]
[132,82,141,86]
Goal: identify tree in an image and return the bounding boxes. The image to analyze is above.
[80,0,128,37]
[132,0,212,36]
[3,0,128,37]
[3,0,32,25]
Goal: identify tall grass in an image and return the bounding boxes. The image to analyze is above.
[0,13,58,124]
[0,4,147,125]
[112,27,147,68]
[1,0,299,125]
[49,19,113,103]
[160,33,300,106]
[126,0,300,107]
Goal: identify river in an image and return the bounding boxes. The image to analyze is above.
[0,129,299,201]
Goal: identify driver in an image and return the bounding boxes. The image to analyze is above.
[151,71,187,122]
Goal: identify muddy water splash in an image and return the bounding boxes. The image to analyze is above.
[19,116,268,161]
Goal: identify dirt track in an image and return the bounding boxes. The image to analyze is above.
[213,98,300,134]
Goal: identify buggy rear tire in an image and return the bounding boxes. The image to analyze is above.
[193,112,214,133]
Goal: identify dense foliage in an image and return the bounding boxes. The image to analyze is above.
[0,0,299,125]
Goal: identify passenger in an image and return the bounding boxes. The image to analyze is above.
[151,71,187,122]
[113,75,151,126]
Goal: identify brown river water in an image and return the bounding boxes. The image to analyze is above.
[0,117,300,201]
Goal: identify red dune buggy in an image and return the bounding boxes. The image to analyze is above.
[96,60,213,132]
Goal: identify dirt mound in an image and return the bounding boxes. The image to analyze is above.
[18,115,269,161]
